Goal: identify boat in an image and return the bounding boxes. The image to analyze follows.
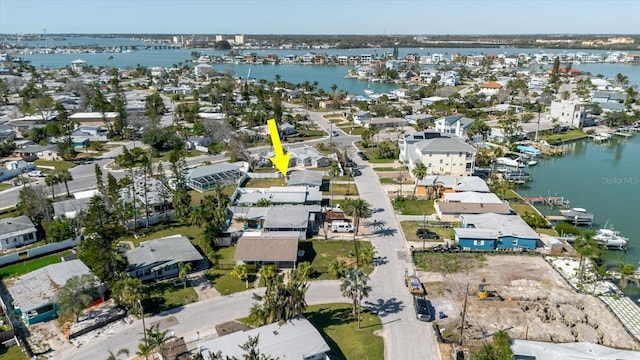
[527,160,538,166]
[591,131,612,142]
[559,207,595,225]
[503,170,531,182]
[495,153,526,168]
[364,88,374,95]
[593,228,629,250]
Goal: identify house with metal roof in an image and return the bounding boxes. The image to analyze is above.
[197,317,330,360]
[233,231,300,268]
[455,213,540,251]
[186,162,243,192]
[398,130,447,163]
[262,205,322,239]
[511,340,640,360]
[126,235,206,282]
[0,215,37,250]
[69,112,119,127]
[235,186,322,206]
[287,170,324,188]
[7,259,94,325]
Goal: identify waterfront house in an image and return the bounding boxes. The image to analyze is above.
[126,235,206,282]
[233,231,300,268]
[404,136,476,176]
[197,317,330,360]
[70,59,86,73]
[0,215,37,250]
[511,340,640,360]
[416,175,490,198]
[434,114,474,138]
[455,213,540,251]
[436,192,510,222]
[399,130,447,163]
[405,114,434,126]
[549,100,592,128]
[7,259,95,325]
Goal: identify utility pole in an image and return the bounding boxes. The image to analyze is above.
[138,300,149,360]
[459,282,469,345]
[422,213,426,250]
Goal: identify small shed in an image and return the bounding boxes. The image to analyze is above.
[546,237,564,255]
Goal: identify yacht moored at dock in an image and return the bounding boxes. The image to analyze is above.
[593,228,629,250]
[559,207,595,225]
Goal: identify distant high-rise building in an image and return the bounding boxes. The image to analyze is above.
[235,34,244,45]
[215,35,223,42]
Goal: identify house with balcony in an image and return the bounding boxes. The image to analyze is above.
[434,114,474,138]
[549,100,592,128]
[416,175,489,198]
[402,135,476,176]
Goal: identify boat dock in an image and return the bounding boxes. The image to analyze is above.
[613,131,633,137]
[529,143,566,156]
[599,296,640,342]
[522,196,571,207]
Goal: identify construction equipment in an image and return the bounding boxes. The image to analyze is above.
[478,278,489,299]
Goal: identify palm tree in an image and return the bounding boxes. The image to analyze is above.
[616,73,629,87]
[342,198,373,266]
[340,267,372,328]
[45,174,59,199]
[189,207,207,228]
[178,262,192,289]
[146,324,175,356]
[105,348,129,360]
[358,243,377,265]
[58,169,73,197]
[411,163,427,199]
[612,261,639,290]
[259,264,277,288]
[136,341,153,360]
[573,230,604,283]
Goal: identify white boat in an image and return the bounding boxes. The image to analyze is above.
[593,228,629,250]
[527,160,538,166]
[364,88,374,95]
[495,154,526,168]
[591,131,612,142]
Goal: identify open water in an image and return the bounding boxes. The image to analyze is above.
[517,135,640,300]
[11,36,640,298]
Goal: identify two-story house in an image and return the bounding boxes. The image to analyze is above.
[405,136,476,176]
[434,114,474,138]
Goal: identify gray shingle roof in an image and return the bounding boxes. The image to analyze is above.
[187,162,242,180]
[0,215,35,236]
[7,259,92,313]
[234,236,299,263]
[415,137,476,153]
[126,235,204,273]
[263,206,311,229]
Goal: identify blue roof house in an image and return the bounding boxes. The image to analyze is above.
[455,213,540,251]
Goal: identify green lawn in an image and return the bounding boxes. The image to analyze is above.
[0,251,72,280]
[119,223,202,247]
[34,159,77,171]
[540,129,588,144]
[337,125,366,136]
[368,158,396,164]
[392,198,435,215]
[0,345,28,360]
[328,183,359,196]
[298,241,372,279]
[400,221,448,243]
[305,303,383,360]
[206,270,253,295]
[143,281,198,314]
[372,167,407,172]
[0,183,12,191]
[245,177,286,188]
[189,185,237,206]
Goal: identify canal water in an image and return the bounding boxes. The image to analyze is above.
[515,134,640,300]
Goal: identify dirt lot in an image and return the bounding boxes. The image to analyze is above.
[418,255,639,350]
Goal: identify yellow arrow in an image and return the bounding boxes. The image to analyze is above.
[267,118,290,177]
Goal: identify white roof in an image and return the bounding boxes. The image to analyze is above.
[198,317,330,360]
[69,112,119,119]
[443,192,503,204]
[418,176,489,193]
[461,213,539,239]
[511,340,640,359]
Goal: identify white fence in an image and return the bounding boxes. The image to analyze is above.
[0,236,82,267]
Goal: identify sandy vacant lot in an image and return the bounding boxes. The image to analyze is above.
[418,255,639,350]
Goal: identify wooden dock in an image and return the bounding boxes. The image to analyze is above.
[529,143,566,156]
[613,131,633,137]
[522,196,571,207]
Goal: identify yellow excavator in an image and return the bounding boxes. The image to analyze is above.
[478,278,489,299]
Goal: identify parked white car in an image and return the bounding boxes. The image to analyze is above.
[27,170,44,177]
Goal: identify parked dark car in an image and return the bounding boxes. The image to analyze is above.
[357,151,369,161]
[351,169,362,177]
[416,228,440,239]
[414,296,431,322]
[346,158,356,167]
